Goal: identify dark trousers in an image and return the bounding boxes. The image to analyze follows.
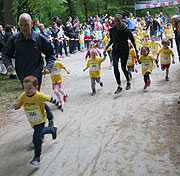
[53,40,59,56]
[85,40,90,49]
[144,72,150,84]
[169,39,173,48]
[75,32,80,51]
[33,123,55,157]
[112,50,130,85]
[69,40,75,53]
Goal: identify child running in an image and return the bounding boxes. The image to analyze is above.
[157,38,175,81]
[78,29,85,52]
[149,35,161,67]
[101,32,113,67]
[142,34,151,48]
[83,49,106,95]
[85,41,101,61]
[127,41,138,80]
[139,46,159,89]
[51,60,70,105]
[164,23,174,48]
[12,75,64,165]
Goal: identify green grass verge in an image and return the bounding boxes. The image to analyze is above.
[0,74,23,112]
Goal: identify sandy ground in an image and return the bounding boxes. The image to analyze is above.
[0,45,180,176]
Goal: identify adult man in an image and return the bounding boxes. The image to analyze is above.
[103,14,139,94]
[146,16,161,40]
[2,13,55,126]
[159,12,166,25]
[73,16,80,51]
[66,16,76,54]
[127,13,136,32]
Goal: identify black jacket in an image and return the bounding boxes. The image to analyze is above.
[146,20,161,31]
[109,23,135,52]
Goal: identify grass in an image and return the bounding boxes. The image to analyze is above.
[0,74,23,113]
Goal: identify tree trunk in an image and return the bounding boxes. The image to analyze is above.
[83,0,88,22]
[97,1,100,16]
[4,0,15,25]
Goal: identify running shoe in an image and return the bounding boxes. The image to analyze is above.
[91,89,96,96]
[63,93,68,102]
[147,80,151,87]
[114,87,123,94]
[126,83,131,90]
[165,76,169,81]
[60,55,64,58]
[52,126,58,140]
[66,54,71,57]
[30,157,40,165]
[100,82,103,87]
[144,84,148,89]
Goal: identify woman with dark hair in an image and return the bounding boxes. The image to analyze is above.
[103,14,138,94]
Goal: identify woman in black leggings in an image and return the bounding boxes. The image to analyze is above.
[103,13,139,94]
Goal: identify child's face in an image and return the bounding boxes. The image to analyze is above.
[106,33,110,38]
[90,43,94,49]
[91,51,97,59]
[167,25,170,29]
[145,37,149,41]
[162,43,168,49]
[23,82,37,96]
[151,37,155,42]
[141,48,148,56]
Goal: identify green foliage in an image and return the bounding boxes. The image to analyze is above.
[8,0,180,27]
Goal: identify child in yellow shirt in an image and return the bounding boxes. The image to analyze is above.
[142,34,151,48]
[139,46,159,89]
[78,29,85,52]
[164,23,174,48]
[51,60,70,105]
[157,38,175,81]
[83,49,106,95]
[12,75,64,165]
[127,41,138,80]
[101,32,113,67]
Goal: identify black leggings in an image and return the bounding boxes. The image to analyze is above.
[144,72,150,84]
[112,50,129,85]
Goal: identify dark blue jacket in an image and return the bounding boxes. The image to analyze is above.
[2,29,55,82]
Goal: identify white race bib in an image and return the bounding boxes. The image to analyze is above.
[90,63,99,71]
[51,66,61,75]
[162,55,170,63]
[143,60,152,70]
[151,45,157,51]
[127,57,132,64]
[167,32,171,37]
[25,104,43,123]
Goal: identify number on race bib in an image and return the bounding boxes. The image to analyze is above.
[90,63,99,71]
[143,61,152,69]
[51,66,61,75]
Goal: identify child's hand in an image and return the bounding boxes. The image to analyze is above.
[12,102,20,110]
[156,64,159,68]
[103,53,107,56]
[172,60,175,64]
[67,71,70,74]
[83,69,85,72]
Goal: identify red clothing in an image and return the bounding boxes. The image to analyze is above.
[85,48,101,59]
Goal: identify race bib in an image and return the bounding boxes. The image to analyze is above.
[143,60,152,70]
[167,32,171,37]
[90,63,99,71]
[25,104,43,123]
[162,54,170,63]
[127,56,132,64]
[151,45,157,51]
[51,66,61,76]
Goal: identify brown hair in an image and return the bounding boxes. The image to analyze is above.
[161,38,170,46]
[23,75,38,87]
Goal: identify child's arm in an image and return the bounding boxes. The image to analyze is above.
[50,97,64,112]
[83,67,89,72]
[172,55,175,64]
[64,68,70,74]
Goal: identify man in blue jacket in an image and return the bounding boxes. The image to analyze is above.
[2,13,56,127]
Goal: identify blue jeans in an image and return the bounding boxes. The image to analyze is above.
[33,122,55,157]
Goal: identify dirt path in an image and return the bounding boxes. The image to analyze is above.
[0,46,180,176]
